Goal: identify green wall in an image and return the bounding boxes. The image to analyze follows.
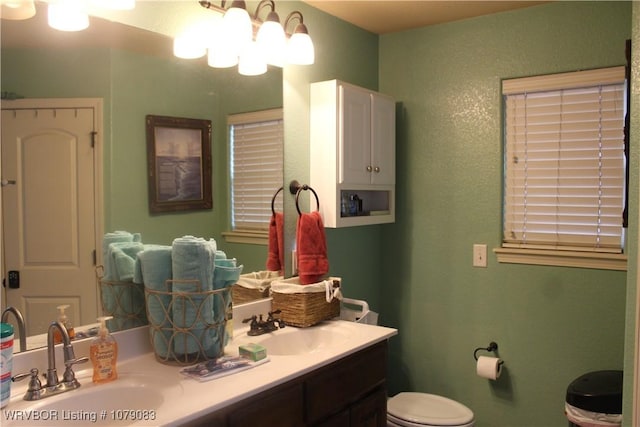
[284,2,634,425]
[623,2,640,424]
[1,45,282,273]
[3,1,639,425]
[283,3,381,307]
[377,2,631,426]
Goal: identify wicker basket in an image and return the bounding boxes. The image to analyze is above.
[270,277,341,327]
[144,279,229,365]
[232,271,282,304]
[99,280,148,332]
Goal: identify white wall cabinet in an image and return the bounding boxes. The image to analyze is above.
[310,80,395,228]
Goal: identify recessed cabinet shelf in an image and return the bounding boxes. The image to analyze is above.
[310,80,396,228]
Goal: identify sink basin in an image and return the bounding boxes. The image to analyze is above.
[5,373,182,426]
[235,321,352,356]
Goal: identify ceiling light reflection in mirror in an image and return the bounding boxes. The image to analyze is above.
[0,0,136,32]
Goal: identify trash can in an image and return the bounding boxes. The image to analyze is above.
[565,370,622,427]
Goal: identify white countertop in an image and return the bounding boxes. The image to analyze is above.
[4,315,397,426]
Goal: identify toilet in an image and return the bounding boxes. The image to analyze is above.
[387,392,475,427]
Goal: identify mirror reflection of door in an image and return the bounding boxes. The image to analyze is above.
[1,98,102,338]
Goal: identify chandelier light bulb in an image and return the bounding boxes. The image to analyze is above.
[238,41,267,76]
[174,33,207,59]
[256,11,286,67]
[208,43,239,68]
[48,0,89,32]
[1,0,35,20]
[222,1,252,59]
[207,17,238,68]
[287,24,314,65]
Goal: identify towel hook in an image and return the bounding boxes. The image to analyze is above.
[289,180,320,216]
[473,341,498,361]
[271,186,283,215]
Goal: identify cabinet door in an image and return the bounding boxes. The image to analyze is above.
[350,387,387,427]
[371,93,395,185]
[340,84,372,185]
[228,382,304,427]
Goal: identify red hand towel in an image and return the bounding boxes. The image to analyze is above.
[297,211,329,285]
[266,212,284,274]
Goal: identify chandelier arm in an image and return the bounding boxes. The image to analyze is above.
[253,0,276,20]
[284,10,303,27]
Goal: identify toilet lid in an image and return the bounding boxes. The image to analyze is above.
[388,393,474,426]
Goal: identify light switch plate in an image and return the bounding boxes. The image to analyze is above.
[473,244,487,268]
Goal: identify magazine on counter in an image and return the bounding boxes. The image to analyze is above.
[179,355,270,382]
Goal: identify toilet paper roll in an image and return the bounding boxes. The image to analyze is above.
[476,356,503,380]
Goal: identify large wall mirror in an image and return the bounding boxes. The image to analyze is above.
[0,1,283,352]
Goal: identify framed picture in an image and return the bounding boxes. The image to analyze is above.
[146,115,212,213]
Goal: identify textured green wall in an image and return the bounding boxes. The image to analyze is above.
[283,3,381,306]
[1,46,282,273]
[284,3,634,424]
[378,2,631,426]
[3,2,639,425]
[623,2,640,424]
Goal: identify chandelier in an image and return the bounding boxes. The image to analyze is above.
[0,0,135,31]
[174,0,314,76]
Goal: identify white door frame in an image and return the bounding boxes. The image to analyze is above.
[1,97,104,319]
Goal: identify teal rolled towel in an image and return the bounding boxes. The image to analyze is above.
[102,231,141,280]
[101,231,142,318]
[171,236,217,356]
[110,242,144,282]
[104,242,144,321]
[212,264,243,350]
[134,245,173,358]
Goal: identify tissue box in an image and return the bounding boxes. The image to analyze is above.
[239,343,267,362]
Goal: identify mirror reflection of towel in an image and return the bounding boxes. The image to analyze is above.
[171,236,217,355]
[266,212,284,274]
[134,245,172,358]
[297,211,329,285]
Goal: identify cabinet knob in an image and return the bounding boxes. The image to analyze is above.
[374,166,380,173]
[366,165,373,172]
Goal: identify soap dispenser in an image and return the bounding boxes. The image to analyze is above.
[90,316,118,384]
[53,304,75,344]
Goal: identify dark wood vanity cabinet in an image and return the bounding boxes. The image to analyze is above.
[186,341,388,427]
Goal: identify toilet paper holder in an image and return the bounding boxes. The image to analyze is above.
[473,341,502,364]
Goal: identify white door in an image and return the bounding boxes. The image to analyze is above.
[1,98,102,337]
[339,84,371,185]
[371,93,396,186]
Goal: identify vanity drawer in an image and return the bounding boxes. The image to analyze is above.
[305,341,387,424]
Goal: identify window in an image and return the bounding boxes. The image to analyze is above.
[496,66,627,270]
[224,108,283,244]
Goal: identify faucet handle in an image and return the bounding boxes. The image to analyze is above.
[63,357,88,383]
[12,368,42,392]
[65,356,89,368]
[242,315,257,324]
[267,309,282,320]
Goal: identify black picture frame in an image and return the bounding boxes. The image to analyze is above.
[146,115,212,213]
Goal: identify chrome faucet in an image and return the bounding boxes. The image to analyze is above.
[12,321,88,401]
[1,306,26,352]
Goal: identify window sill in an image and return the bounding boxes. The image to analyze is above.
[494,247,627,271]
[222,231,268,246]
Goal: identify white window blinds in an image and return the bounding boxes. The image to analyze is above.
[503,67,626,253]
[229,108,283,232]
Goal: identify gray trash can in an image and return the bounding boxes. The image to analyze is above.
[565,370,622,427]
